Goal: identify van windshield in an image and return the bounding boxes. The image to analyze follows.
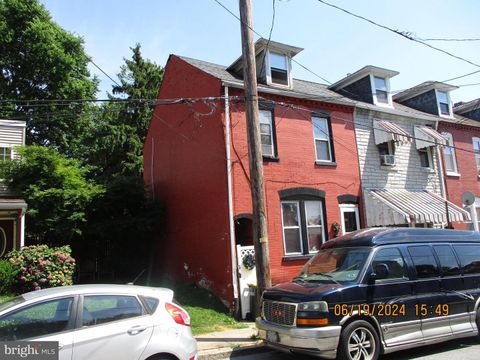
[296,247,371,283]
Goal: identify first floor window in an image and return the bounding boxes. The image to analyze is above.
[0,147,12,161]
[281,200,325,256]
[339,204,360,234]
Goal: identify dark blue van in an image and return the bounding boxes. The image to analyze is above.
[256,228,480,360]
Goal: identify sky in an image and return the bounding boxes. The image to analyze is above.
[40,0,480,103]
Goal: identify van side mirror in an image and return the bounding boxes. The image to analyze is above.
[370,263,390,281]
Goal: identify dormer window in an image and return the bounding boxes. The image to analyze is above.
[437,90,451,116]
[268,51,289,86]
[374,76,388,104]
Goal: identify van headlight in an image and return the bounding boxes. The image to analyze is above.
[297,301,329,326]
[298,301,328,312]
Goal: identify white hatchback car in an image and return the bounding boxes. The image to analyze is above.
[0,284,197,360]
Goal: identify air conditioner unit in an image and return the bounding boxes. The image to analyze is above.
[380,154,395,166]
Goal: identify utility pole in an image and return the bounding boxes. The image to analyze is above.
[238,0,271,315]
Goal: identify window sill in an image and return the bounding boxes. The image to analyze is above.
[282,254,314,262]
[315,161,337,167]
[421,168,435,173]
[380,165,397,171]
[446,172,461,177]
[262,156,279,163]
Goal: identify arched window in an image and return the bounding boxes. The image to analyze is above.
[279,188,327,256]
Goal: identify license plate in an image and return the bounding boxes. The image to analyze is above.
[266,330,279,343]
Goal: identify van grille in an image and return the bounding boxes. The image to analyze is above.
[263,300,297,326]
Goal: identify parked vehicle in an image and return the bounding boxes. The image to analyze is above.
[256,228,480,360]
[0,284,197,360]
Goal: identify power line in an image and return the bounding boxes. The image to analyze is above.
[442,69,480,83]
[89,59,121,88]
[421,37,480,42]
[315,0,480,69]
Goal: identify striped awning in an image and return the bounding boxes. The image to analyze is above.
[365,189,470,226]
[414,126,447,149]
[373,120,411,145]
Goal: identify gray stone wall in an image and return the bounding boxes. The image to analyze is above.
[355,108,442,195]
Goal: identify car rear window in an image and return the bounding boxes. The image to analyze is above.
[143,297,159,313]
[453,245,480,274]
[408,246,439,278]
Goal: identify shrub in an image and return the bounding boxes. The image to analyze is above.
[7,245,76,292]
[0,259,17,293]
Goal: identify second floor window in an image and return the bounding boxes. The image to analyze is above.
[473,137,480,175]
[312,117,333,162]
[378,141,395,166]
[442,132,458,174]
[260,109,275,157]
[418,147,432,168]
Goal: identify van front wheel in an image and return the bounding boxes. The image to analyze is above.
[337,320,380,360]
[476,308,480,339]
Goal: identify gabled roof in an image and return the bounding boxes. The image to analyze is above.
[454,98,480,115]
[178,55,353,106]
[175,55,478,126]
[393,81,458,102]
[328,65,399,91]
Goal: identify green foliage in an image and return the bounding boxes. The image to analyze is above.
[0,145,104,244]
[0,259,17,293]
[7,245,75,292]
[87,44,164,179]
[0,0,98,154]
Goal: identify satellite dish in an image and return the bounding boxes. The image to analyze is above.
[462,191,475,206]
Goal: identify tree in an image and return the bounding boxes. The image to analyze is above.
[86,44,164,179]
[0,0,98,154]
[0,145,104,245]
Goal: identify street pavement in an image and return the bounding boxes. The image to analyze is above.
[209,333,480,360]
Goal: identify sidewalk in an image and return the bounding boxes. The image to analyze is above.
[196,323,268,360]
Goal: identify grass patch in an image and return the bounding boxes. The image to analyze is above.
[0,294,14,304]
[148,277,247,335]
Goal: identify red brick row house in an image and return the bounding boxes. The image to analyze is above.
[143,38,475,312]
[144,40,362,309]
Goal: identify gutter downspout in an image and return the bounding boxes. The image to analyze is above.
[224,86,239,302]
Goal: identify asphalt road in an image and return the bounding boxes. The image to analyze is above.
[227,336,480,360]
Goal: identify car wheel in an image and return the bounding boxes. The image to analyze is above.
[476,307,480,339]
[337,320,380,360]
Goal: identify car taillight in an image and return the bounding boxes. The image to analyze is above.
[165,302,191,326]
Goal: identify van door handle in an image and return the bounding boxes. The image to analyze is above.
[127,325,147,335]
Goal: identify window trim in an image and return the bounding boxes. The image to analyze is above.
[312,115,335,163]
[279,189,327,257]
[280,201,304,256]
[0,227,6,257]
[442,132,459,175]
[266,50,292,88]
[370,74,393,107]
[436,90,453,118]
[259,102,278,160]
[339,204,360,235]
